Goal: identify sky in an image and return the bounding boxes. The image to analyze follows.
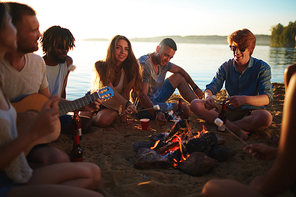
[5,0,296,40]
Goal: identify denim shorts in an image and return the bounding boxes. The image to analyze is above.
[135,78,176,120]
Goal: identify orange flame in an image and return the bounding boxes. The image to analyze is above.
[194,125,209,138]
[150,140,160,150]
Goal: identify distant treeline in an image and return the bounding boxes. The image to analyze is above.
[270,21,296,47]
[85,35,271,46]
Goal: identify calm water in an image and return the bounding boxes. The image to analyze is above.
[37,40,296,100]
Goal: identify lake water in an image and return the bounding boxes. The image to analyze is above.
[37,40,296,100]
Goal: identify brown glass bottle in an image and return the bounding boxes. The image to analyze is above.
[218,101,227,131]
[175,99,183,119]
[70,129,83,162]
[72,112,82,139]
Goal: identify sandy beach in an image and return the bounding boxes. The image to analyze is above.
[50,83,292,197]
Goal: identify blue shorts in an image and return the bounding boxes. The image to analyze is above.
[0,171,19,197]
[135,78,176,120]
[0,187,11,197]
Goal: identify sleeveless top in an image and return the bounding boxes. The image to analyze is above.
[0,86,33,183]
[102,70,125,111]
[46,62,71,97]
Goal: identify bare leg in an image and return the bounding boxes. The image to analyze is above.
[202,179,262,197]
[8,185,103,197]
[190,99,249,139]
[27,162,101,190]
[172,103,191,118]
[233,109,272,132]
[27,145,70,169]
[92,108,118,127]
[168,73,197,103]
[284,64,296,90]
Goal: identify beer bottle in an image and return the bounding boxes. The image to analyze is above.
[70,124,83,162]
[72,112,82,139]
[175,99,184,119]
[217,101,227,132]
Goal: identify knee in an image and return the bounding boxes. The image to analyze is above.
[92,114,114,127]
[254,110,273,129]
[202,179,220,197]
[85,163,101,190]
[190,99,204,114]
[182,104,190,118]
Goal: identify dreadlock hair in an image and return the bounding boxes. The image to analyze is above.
[41,25,75,54]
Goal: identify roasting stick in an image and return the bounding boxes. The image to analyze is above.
[134,97,139,107]
[137,105,160,112]
[214,118,248,146]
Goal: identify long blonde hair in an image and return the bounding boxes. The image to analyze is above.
[91,35,142,99]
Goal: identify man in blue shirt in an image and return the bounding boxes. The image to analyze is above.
[190,29,273,140]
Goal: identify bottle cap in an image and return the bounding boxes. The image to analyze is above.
[153,105,160,110]
[214,118,223,127]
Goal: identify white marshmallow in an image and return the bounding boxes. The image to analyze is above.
[214,118,223,127]
[153,105,160,110]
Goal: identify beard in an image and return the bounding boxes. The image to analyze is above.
[49,50,67,63]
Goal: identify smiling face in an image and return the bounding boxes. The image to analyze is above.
[230,44,251,66]
[115,39,129,64]
[155,45,175,66]
[16,15,41,53]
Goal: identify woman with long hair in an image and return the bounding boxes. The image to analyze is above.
[91,35,142,127]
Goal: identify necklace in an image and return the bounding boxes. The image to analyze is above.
[115,65,123,76]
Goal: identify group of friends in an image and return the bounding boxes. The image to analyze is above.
[0,2,296,197]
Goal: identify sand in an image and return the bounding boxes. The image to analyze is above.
[51,83,293,197]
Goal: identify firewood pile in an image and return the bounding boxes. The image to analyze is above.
[133,119,235,176]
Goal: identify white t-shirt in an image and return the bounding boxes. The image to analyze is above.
[0,53,48,102]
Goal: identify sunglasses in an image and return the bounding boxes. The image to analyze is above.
[229,46,246,52]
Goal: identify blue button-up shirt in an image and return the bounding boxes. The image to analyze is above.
[206,57,273,109]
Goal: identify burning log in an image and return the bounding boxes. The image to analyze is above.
[177,152,217,177]
[206,144,235,162]
[134,148,173,169]
[182,132,218,155]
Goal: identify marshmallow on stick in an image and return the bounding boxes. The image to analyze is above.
[214,118,248,146]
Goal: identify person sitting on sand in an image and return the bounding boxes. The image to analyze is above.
[136,38,203,126]
[41,25,93,134]
[190,29,273,140]
[0,2,101,169]
[89,35,142,127]
[201,71,296,197]
[0,4,102,197]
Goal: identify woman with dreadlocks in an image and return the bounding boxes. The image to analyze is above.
[41,25,75,99]
[90,35,143,127]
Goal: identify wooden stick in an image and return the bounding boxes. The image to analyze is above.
[137,107,155,112]
[224,126,248,146]
[134,97,139,107]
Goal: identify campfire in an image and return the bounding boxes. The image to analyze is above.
[133,119,235,176]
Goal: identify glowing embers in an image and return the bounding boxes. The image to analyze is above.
[133,120,233,176]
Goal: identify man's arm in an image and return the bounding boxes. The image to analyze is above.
[170,64,198,89]
[139,83,154,111]
[169,64,203,98]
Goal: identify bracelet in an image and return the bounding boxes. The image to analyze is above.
[193,85,199,90]
[125,101,131,109]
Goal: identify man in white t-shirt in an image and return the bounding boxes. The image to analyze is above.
[0,2,100,169]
